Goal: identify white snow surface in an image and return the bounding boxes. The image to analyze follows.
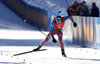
[0,1,100,64]
[0,46,100,64]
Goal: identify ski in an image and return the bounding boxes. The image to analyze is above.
[13,49,47,56]
[61,54,72,58]
[66,57,72,59]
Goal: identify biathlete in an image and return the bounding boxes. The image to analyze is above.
[33,15,77,57]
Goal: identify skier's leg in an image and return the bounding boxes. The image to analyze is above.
[33,33,51,51]
[57,31,66,57]
[61,49,66,57]
[57,31,64,49]
[40,29,56,46]
[39,33,51,46]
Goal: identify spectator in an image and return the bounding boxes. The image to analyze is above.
[67,1,92,16]
[71,5,78,15]
[76,3,89,16]
[72,1,79,8]
[91,2,99,17]
[67,5,77,16]
[82,1,91,15]
[71,1,79,15]
[67,1,79,16]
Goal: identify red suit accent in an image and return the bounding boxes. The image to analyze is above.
[54,21,64,29]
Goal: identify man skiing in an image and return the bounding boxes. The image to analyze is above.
[33,14,77,57]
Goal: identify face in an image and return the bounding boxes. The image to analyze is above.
[72,8,75,12]
[83,3,86,6]
[56,18,61,24]
[74,2,77,6]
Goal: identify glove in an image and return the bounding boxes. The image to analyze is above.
[73,22,77,27]
[52,38,57,43]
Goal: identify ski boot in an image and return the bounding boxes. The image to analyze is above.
[33,45,41,51]
[61,49,66,57]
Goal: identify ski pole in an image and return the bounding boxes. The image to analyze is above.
[24,20,47,36]
[32,25,47,36]
[66,0,72,16]
[24,20,52,39]
[66,0,76,22]
[32,25,52,40]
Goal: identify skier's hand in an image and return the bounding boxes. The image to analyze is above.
[73,22,77,27]
[52,38,57,43]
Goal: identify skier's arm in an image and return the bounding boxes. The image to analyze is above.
[50,21,57,43]
[50,21,55,39]
[50,30,57,43]
[63,16,74,23]
[63,16,77,27]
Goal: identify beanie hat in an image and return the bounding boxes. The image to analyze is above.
[92,2,96,6]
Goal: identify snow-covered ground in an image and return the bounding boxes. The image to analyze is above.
[0,46,100,64]
[0,0,100,64]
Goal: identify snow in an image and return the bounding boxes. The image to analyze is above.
[0,46,100,64]
[0,0,100,64]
